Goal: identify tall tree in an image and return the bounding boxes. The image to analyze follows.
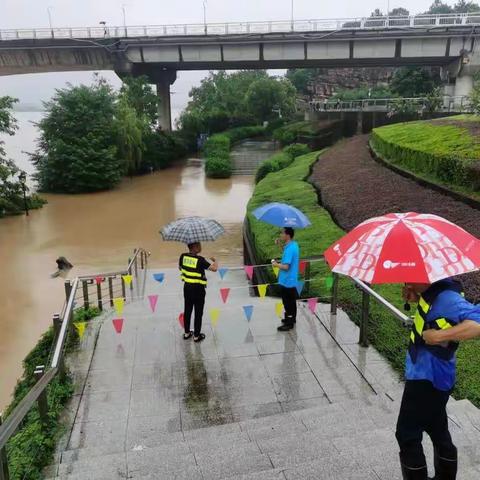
[370,8,384,16]
[118,76,158,126]
[391,67,441,97]
[32,78,122,193]
[390,7,410,15]
[470,73,480,115]
[453,0,480,12]
[426,0,454,13]
[285,69,317,96]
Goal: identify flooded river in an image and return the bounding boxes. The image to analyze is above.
[0,113,256,409]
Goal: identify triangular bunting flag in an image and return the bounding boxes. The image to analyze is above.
[272,266,280,278]
[210,308,220,327]
[74,322,86,339]
[122,274,133,285]
[112,318,124,334]
[148,295,158,313]
[220,288,230,304]
[258,284,267,298]
[243,305,254,322]
[178,312,185,329]
[325,275,334,289]
[244,265,254,281]
[218,268,229,280]
[275,302,284,318]
[296,281,305,296]
[113,297,124,315]
[307,298,318,314]
[299,261,308,275]
[95,276,104,285]
[153,273,165,283]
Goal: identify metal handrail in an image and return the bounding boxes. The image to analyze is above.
[0,13,479,41]
[0,247,149,456]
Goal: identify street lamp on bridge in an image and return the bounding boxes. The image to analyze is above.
[203,0,207,35]
[47,6,54,37]
[18,171,29,216]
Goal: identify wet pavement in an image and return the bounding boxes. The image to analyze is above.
[47,268,480,479]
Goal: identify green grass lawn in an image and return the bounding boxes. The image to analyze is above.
[371,115,480,198]
[247,149,480,407]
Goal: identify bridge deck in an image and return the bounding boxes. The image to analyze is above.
[46,268,480,479]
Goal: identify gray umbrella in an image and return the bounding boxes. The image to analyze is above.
[160,216,225,244]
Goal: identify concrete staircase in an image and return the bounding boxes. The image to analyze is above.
[45,269,480,479]
[230,140,278,175]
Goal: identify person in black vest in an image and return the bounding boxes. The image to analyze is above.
[179,242,218,342]
[397,278,480,479]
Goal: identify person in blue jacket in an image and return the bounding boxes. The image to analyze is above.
[397,278,480,480]
[272,227,300,331]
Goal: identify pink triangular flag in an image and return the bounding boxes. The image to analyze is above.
[148,295,158,313]
[244,265,254,280]
[178,312,185,329]
[220,288,230,304]
[112,318,124,334]
[308,298,318,314]
[95,276,104,285]
[299,261,308,275]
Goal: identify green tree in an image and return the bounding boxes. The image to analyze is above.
[245,77,296,121]
[285,69,316,95]
[453,0,480,12]
[426,0,454,13]
[391,67,441,97]
[370,8,384,16]
[390,7,410,15]
[32,79,122,193]
[470,73,480,115]
[118,75,158,126]
[0,97,45,217]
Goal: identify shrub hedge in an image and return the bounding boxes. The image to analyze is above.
[4,306,100,479]
[247,149,480,408]
[204,126,265,178]
[371,116,480,194]
[272,121,318,146]
[255,143,310,183]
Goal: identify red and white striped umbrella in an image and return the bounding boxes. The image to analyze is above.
[325,212,480,284]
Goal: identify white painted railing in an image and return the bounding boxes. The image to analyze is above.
[0,13,480,41]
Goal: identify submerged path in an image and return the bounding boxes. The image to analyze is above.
[310,135,480,302]
[45,268,480,479]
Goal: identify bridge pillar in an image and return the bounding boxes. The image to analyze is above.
[454,74,474,98]
[155,71,177,132]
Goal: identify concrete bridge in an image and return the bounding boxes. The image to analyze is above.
[1,13,480,130]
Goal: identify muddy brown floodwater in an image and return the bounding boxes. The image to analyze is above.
[0,160,254,410]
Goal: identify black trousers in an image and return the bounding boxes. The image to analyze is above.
[183,283,206,337]
[396,380,457,468]
[281,286,298,325]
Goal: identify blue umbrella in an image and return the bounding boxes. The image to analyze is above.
[252,202,311,229]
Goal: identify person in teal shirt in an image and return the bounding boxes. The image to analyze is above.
[272,227,300,331]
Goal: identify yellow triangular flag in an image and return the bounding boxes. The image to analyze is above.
[275,302,284,318]
[210,308,220,327]
[258,284,267,298]
[272,266,280,278]
[122,274,133,285]
[74,322,86,340]
[113,297,124,315]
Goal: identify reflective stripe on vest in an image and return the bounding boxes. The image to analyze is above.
[408,294,459,363]
[180,255,207,285]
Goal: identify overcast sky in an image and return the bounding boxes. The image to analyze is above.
[0,0,445,116]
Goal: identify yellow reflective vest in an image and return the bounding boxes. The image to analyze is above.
[408,294,460,363]
[179,254,207,286]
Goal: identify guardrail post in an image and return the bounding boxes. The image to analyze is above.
[0,414,10,480]
[96,281,103,311]
[359,290,370,347]
[34,367,49,425]
[140,251,145,270]
[52,313,62,341]
[82,280,89,310]
[64,280,72,303]
[121,277,126,300]
[330,273,338,315]
[304,261,311,297]
[108,277,114,307]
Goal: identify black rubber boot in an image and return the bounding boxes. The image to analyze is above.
[433,450,457,480]
[400,454,429,480]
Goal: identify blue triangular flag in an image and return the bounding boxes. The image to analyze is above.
[243,305,254,322]
[218,268,229,280]
[296,281,305,296]
[153,273,165,283]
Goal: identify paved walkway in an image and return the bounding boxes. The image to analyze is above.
[46,268,480,479]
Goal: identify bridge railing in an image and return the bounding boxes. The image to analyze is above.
[1,13,480,41]
[0,248,149,479]
[309,95,471,113]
